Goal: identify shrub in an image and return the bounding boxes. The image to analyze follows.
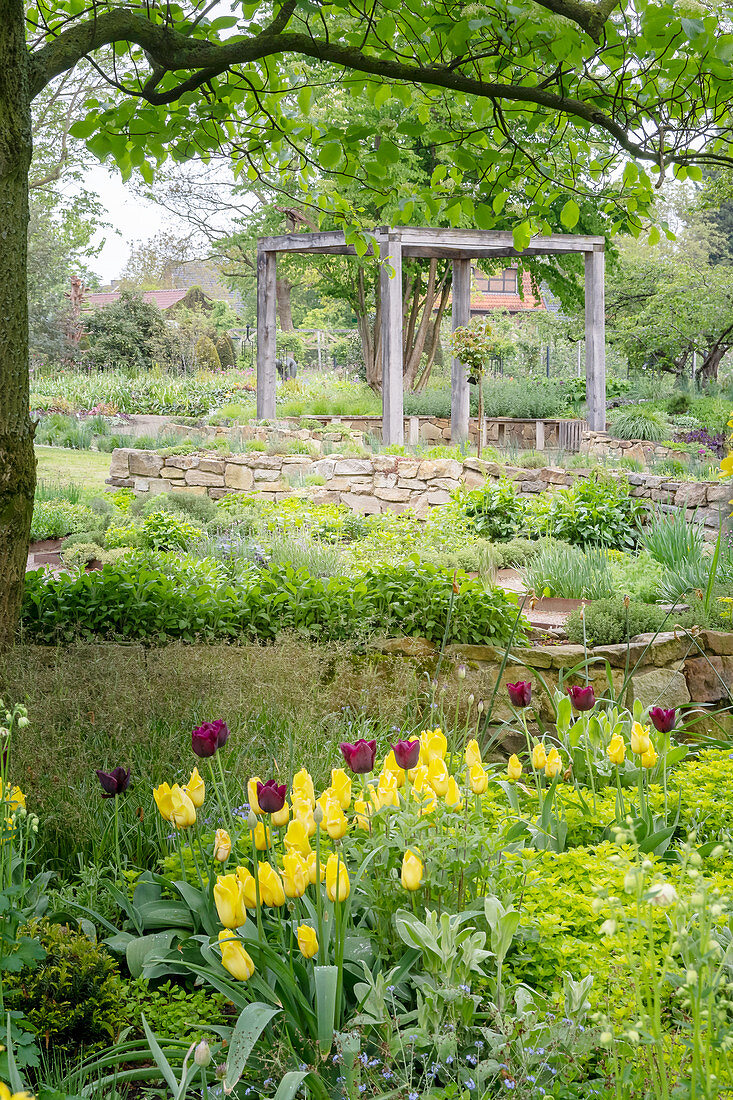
[534,471,644,549]
[140,511,205,551]
[460,478,527,541]
[30,500,98,541]
[492,537,541,568]
[215,333,236,368]
[566,596,702,645]
[83,291,169,372]
[194,334,221,370]
[667,392,690,415]
[20,555,525,646]
[609,406,670,441]
[119,978,232,1039]
[138,491,219,526]
[5,919,124,1056]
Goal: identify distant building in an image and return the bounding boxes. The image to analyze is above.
[82,288,192,312]
[469,265,545,315]
[168,259,243,311]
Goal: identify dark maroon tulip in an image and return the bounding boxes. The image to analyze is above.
[191,719,230,758]
[649,707,676,734]
[568,685,595,712]
[256,779,287,814]
[507,681,532,708]
[392,738,421,771]
[95,766,131,799]
[339,739,377,774]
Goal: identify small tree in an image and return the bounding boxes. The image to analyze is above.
[83,291,169,371]
[450,318,505,457]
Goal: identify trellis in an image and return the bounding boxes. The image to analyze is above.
[256,227,606,444]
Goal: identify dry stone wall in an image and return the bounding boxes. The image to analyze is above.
[108,446,731,535]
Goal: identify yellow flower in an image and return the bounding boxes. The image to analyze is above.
[400,849,424,891]
[544,747,562,780]
[305,850,325,885]
[641,743,658,770]
[213,829,231,862]
[324,798,349,840]
[630,722,651,756]
[468,764,489,794]
[0,1085,35,1100]
[464,738,483,769]
[185,767,205,808]
[218,930,254,981]
[247,777,263,815]
[353,796,373,831]
[214,873,247,928]
[153,782,174,821]
[607,734,626,766]
[292,768,315,807]
[297,924,319,959]
[444,775,464,811]
[410,764,430,793]
[427,758,450,797]
[170,784,196,829]
[2,784,25,813]
[316,788,331,815]
[236,865,259,907]
[330,768,352,809]
[271,801,290,828]
[507,754,522,781]
[382,750,406,787]
[284,818,312,855]
[325,853,350,902]
[420,728,447,765]
[415,785,437,815]
[531,742,547,771]
[720,453,733,478]
[282,851,308,898]
[253,822,271,851]
[293,800,316,837]
[377,770,400,807]
[258,861,286,907]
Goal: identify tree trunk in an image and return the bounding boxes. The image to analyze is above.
[699,344,729,384]
[0,1,35,651]
[275,276,294,330]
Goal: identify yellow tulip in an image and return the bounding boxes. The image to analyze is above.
[721,453,733,477]
[214,873,247,928]
[420,728,447,765]
[531,742,547,771]
[153,782,174,821]
[427,758,450,797]
[630,722,651,756]
[271,801,290,828]
[247,777,263,815]
[0,1084,35,1100]
[218,930,255,981]
[292,767,315,807]
[297,924,318,959]
[253,822,271,851]
[213,829,231,862]
[544,747,562,780]
[170,784,196,829]
[410,764,430,793]
[641,743,658,770]
[400,849,424,891]
[377,770,400,807]
[382,750,406,787]
[353,796,372,831]
[415,785,437,815]
[282,851,308,898]
[469,764,489,794]
[330,768,352,809]
[305,850,325,885]
[284,818,312,855]
[293,800,316,837]
[607,734,626,766]
[185,767,205,808]
[258,861,286,907]
[236,865,259,907]
[444,775,463,811]
[325,853,350,902]
[324,798,349,840]
[507,754,522,781]
[316,788,331,815]
[464,738,483,769]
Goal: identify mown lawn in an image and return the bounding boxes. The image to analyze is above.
[35,444,112,496]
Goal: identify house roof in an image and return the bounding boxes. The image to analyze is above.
[471,268,545,313]
[82,289,190,312]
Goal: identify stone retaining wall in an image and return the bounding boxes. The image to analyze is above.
[372,629,733,725]
[581,430,701,464]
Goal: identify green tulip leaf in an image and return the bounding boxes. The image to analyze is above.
[224,1002,280,1090]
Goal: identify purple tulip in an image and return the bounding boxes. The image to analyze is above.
[256,779,287,814]
[507,681,532,708]
[392,738,420,771]
[95,766,131,799]
[191,719,230,758]
[339,739,377,774]
[649,707,676,734]
[568,685,595,712]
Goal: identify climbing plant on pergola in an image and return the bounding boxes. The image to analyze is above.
[256,227,606,443]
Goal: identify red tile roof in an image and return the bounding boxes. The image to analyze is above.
[82,289,190,311]
[470,267,545,313]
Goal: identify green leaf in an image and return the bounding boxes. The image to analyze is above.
[314,965,339,1054]
[141,1014,179,1096]
[560,199,580,229]
[273,1071,311,1100]
[224,1003,280,1090]
[319,142,342,169]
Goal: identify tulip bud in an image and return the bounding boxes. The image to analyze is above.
[194,1040,212,1067]
[467,694,475,706]
[456,664,467,681]
[313,803,324,826]
[247,809,258,831]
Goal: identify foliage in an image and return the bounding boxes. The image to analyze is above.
[119,978,232,1039]
[610,406,670,442]
[4,919,124,1057]
[641,506,705,571]
[459,479,527,541]
[20,555,524,646]
[565,596,705,645]
[30,500,98,541]
[524,541,613,600]
[83,292,169,372]
[30,368,256,417]
[535,472,644,549]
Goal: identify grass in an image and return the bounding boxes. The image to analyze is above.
[35,446,112,497]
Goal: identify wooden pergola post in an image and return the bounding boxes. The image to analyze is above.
[451,258,471,444]
[256,247,277,420]
[379,228,404,445]
[584,246,606,431]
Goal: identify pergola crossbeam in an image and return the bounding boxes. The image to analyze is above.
[256,226,607,441]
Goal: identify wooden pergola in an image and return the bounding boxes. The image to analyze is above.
[256,226,606,444]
